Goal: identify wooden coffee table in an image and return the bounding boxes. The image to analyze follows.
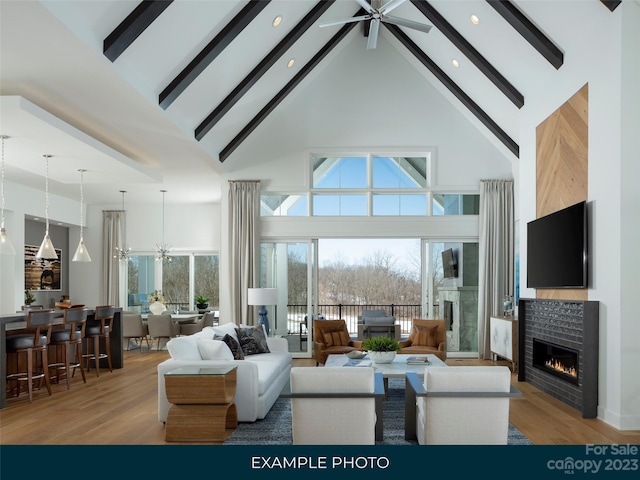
[164,366,237,443]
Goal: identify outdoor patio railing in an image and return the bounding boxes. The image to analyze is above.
[285,303,423,337]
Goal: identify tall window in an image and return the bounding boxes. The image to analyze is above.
[125,253,219,313]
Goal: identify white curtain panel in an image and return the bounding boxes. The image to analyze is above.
[102,210,124,306]
[477,180,514,359]
[228,181,260,326]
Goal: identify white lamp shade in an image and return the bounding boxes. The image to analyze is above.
[247,288,277,306]
[72,239,92,262]
[36,233,58,259]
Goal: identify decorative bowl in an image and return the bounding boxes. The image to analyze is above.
[346,350,366,359]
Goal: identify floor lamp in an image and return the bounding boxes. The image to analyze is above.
[247,288,277,336]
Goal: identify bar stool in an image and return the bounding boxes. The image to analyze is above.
[6,309,56,403]
[83,305,115,377]
[48,307,88,388]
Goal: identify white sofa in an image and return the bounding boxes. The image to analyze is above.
[157,323,292,423]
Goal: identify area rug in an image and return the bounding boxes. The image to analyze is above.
[224,378,533,445]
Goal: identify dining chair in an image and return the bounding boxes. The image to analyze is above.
[147,313,179,350]
[123,312,150,351]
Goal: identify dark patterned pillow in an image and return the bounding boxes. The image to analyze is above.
[235,326,271,356]
[215,333,244,360]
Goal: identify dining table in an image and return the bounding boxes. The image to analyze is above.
[1,307,124,409]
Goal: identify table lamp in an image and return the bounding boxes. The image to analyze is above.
[247,288,277,335]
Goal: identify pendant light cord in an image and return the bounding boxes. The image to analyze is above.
[79,169,85,239]
[1,136,7,229]
[44,154,51,234]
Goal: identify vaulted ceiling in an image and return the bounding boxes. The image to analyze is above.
[0,0,621,205]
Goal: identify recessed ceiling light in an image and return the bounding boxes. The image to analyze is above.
[452,59,460,68]
[272,15,282,27]
[470,14,480,25]
[287,58,295,68]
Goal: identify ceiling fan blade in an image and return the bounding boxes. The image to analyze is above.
[380,0,406,15]
[367,19,380,50]
[355,0,375,13]
[319,15,370,28]
[382,15,433,34]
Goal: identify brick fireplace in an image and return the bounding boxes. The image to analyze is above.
[518,298,599,418]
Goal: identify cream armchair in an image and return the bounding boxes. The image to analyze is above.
[405,366,520,445]
[287,367,384,444]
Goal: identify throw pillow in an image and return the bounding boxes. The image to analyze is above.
[197,338,234,361]
[409,325,438,347]
[322,327,351,347]
[212,322,239,344]
[235,326,271,356]
[215,333,244,360]
[166,335,201,361]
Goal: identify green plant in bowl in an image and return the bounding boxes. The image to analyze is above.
[195,295,209,309]
[362,336,401,352]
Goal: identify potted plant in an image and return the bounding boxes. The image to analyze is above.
[195,295,209,311]
[362,336,401,364]
[24,289,36,306]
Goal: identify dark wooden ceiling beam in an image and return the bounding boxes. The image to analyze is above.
[219,21,359,163]
[196,1,335,142]
[411,1,524,109]
[386,24,519,157]
[599,1,621,12]
[486,0,564,70]
[103,0,173,62]
[159,1,270,110]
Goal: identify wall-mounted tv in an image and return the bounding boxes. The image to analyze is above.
[527,201,588,289]
[442,248,458,278]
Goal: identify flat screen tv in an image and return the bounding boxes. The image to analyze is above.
[442,248,458,278]
[527,201,588,289]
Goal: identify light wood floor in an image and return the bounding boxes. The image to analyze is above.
[1,346,638,445]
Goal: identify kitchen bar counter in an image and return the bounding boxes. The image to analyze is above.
[0,307,123,409]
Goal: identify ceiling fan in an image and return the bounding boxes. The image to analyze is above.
[319,0,432,50]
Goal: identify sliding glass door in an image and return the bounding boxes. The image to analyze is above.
[258,240,316,357]
[423,240,479,354]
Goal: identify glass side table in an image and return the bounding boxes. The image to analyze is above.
[164,366,237,443]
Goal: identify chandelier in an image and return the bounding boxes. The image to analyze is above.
[115,190,131,261]
[155,189,172,262]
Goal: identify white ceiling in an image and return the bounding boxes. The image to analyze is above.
[0,0,619,206]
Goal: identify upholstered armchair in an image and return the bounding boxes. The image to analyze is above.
[405,366,520,444]
[398,319,447,361]
[313,319,363,365]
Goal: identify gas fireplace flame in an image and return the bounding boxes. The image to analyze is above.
[545,358,577,378]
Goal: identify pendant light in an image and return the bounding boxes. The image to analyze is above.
[36,154,58,259]
[0,135,15,255]
[115,190,131,261]
[155,189,172,262]
[72,169,91,262]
